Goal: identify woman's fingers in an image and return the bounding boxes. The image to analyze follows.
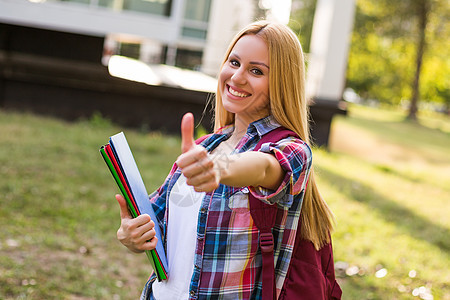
[192,180,220,193]
[141,236,158,251]
[117,214,158,252]
[176,145,208,168]
[185,168,218,189]
[181,155,214,178]
[176,144,220,192]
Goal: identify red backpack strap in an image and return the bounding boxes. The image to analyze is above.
[249,128,342,300]
[248,127,299,300]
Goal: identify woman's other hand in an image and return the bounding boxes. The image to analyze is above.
[116,194,158,253]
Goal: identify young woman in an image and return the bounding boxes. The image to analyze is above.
[115,20,340,299]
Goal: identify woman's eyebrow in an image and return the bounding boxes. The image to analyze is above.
[230,53,270,70]
[250,61,270,70]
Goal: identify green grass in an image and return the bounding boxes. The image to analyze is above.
[0,112,180,299]
[0,105,449,299]
[322,104,450,299]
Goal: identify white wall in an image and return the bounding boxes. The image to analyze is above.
[200,0,255,76]
[201,0,293,76]
[306,0,356,100]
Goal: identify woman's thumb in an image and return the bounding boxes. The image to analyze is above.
[116,194,132,219]
[181,112,195,153]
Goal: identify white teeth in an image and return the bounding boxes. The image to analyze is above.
[229,86,249,98]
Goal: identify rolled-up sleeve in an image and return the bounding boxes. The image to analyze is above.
[248,137,312,208]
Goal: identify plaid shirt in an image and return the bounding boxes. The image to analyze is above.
[144,115,312,300]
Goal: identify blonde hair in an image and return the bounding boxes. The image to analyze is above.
[214,20,335,249]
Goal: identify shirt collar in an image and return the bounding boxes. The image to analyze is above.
[204,115,281,151]
[248,115,281,138]
[217,124,235,136]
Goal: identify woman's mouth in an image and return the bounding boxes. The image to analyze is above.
[227,85,251,98]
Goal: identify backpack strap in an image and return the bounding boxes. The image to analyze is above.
[248,127,299,300]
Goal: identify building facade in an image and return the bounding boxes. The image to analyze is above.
[1,0,351,147]
[0,0,290,75]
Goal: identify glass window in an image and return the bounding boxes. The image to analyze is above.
[118,42,141,59]
[96,0,172,16]
[175,48,203,70]
[97,0,115,9]
[184,0,211,22]
[59,0,90,4]
[181,27,207,40]
[122,0,172,16]
[182,0,211,40]
[51,0,172,16]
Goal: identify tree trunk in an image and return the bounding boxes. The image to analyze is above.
[407,0,429,121]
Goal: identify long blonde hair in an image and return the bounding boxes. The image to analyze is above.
[214,20,334,249]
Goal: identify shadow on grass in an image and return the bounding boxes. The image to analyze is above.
[372,163,445,190]
[348,117,450,155]
[318,166,450,252]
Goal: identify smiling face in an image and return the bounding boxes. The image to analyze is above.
[219,34,270,127]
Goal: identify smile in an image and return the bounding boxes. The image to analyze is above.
[228,85,251,98]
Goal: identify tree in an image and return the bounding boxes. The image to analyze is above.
[407,0,430,121]
[345,0,448,117]
[288,0,317,53]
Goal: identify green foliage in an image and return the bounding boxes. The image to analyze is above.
[288,0,317,53]
[347,31,415,104]
[85,111,113,128]
[346,0,449,109]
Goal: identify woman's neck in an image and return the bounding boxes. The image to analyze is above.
[231,115,249,144]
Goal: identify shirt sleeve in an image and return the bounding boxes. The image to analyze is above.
[248,136,312,208]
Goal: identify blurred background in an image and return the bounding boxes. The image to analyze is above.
[0,0,449,299]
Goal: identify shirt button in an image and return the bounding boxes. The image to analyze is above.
[200,207,206,213]
[190,290,195,297]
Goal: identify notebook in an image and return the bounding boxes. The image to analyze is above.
[100,132,168,281]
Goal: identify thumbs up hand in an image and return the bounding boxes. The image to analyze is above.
[176,113,220,192]
[180,112,196,154]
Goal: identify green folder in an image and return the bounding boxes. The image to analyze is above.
[100,133,168,281]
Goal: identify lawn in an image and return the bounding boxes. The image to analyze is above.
[321,105,449,299]
[0,104,449,299]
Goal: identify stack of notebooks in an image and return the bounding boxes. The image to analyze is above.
[100,132,168,281]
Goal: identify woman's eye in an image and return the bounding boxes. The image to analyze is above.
[230,59,240,67]
[251,68,263,75]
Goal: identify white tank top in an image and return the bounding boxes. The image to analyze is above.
[152,174,205,299]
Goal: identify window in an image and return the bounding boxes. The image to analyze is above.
[181,27,207,39]
[118,42,141,59]
[55,0,173,17]
[175,48,203,70]
[121,0,172,16]
[181,0,211,40]
[184,0,211,22]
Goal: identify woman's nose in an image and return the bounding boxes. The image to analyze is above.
[231,68,246,85]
